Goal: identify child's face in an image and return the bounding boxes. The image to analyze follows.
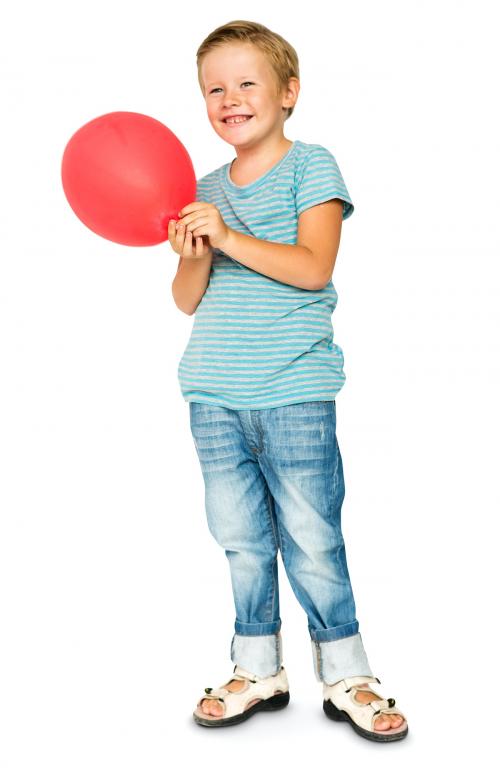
[200,42,294,150]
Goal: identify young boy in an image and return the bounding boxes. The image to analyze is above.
[169,20,408,742]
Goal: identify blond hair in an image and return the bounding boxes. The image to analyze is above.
[196,20,300,120]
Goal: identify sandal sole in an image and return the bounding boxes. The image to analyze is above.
[323,698,409,742]
[193,691,290,727]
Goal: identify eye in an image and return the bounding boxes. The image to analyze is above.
[209,82,254,94]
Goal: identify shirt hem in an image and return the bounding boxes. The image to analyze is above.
[182,394,339,411]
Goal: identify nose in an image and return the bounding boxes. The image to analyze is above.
[222,88,242,108]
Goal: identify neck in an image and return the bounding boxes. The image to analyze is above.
[232,136,293,171]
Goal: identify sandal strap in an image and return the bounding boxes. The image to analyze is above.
[367,698,399,713]
[232,664,261,682]
[342,675,381,689]
[201,663,284,698]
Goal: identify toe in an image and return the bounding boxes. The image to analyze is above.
[389,713,404,727]
[374,712,406,732]
[201,698,223,717]
[374,714,392,731]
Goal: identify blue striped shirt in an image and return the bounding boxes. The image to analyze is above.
[177,139,354,410]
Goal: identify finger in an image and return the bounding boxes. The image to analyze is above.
[195,235,204,257]
[180,214,198,230]
[175,222,186,246]
[181,210,211,230]
[168,219,176,244]
[187,216,210,236]
[178,201,209,218]
[182,229,193,257]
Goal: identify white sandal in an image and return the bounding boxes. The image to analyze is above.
[193,664,290,727]
[323,675,409,742]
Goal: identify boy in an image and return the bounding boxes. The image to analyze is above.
[169,20,408,741]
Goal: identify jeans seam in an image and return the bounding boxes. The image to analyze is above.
[331,437,348,581]
[266,564,276,625]
[264,487,279,622]
[265,485,280,551]
[315,640,322,680]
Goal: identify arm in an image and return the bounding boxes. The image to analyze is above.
[218,198,344,291]
[220,230,318,291]
[171,250,213,316]
[176,193,345,292]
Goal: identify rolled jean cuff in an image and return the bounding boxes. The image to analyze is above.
[231,631,283,678]
[309,619,359,642]
[234,618,282,636]
[311,631,373,685]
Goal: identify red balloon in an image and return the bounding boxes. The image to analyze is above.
[61,111,196,246]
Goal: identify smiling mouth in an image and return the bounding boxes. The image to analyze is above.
[223,115,254,124]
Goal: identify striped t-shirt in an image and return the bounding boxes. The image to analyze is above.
[177,139,354,410]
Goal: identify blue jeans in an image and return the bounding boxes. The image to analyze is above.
[188,400,373,685]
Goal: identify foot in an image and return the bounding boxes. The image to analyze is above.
[200,678,260,718]
[354,683,406,732]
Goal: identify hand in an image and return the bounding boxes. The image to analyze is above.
[168,218,212,259]
[176,201,230,251]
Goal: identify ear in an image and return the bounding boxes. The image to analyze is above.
[282,77,300,110]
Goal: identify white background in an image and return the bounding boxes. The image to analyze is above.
[1,0,498,763]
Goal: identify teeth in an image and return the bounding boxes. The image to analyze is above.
[225,116,251,123]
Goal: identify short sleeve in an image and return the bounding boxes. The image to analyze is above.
[295,145,354,221]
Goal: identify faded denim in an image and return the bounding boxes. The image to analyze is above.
[189,400,373,685]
